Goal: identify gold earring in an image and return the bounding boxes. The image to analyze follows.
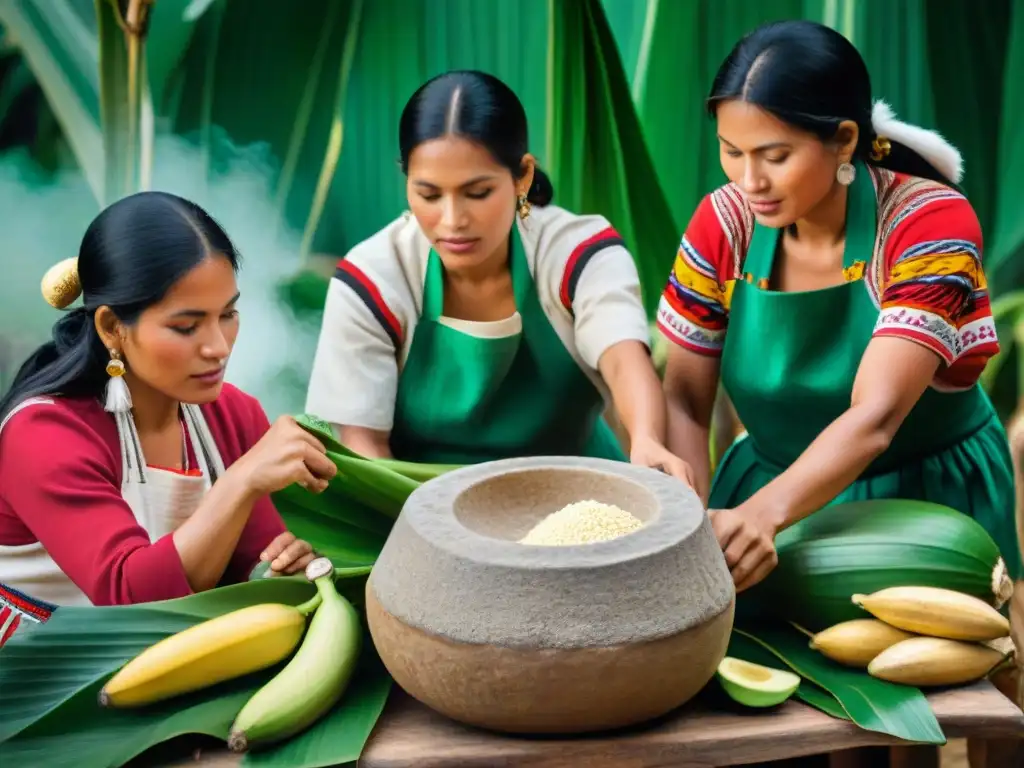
[106,348,126,378]
[517,194,531,220]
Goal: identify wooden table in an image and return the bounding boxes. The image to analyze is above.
[180,681,1023,768]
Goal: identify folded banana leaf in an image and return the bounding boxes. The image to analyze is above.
[0,572,391,768]
[732,623,946,746]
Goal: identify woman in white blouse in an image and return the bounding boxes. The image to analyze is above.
[305,70,694,488]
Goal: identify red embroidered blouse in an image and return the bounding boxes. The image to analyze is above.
[656,168,999,392]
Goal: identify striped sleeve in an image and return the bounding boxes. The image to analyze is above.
[304,238,406,431]
[656,190,747,356]
[873,195,999,390]
[548,217,651,370]
[0,583,54,648]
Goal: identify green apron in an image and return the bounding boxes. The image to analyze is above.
[389,228,626,465]
[710,162,1022,580]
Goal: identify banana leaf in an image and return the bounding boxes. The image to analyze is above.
[726,630,849,721]
[0,572,390,768]
[735,623,946,745]
[989,2,1024,291]
[0,0,104,199]
[548,0,678,317]
[95,0,151,201]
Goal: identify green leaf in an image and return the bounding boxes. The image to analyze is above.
[0,579,316,744]
[0,574,389,767]
[548,0,679,317]
[95,0,153,202]
[144,0,204,109]
[735,624,946,745]
[0,0,104,199]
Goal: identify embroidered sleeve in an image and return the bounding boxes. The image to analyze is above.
[304,243,405,432]
[873,194,998,390]
[0,583,54,647]
[553,220,651,370]
[656,189,747,356]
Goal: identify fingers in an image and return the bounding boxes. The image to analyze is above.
[710,509,743,551]
[735,547,778,593]
[302,443,337,480]
[295,461,329,493]
[279,550,317,575]
[270,537,314,573]
[260,531,294,563]
[273,415,328,454]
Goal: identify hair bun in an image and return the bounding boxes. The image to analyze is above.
[41,257,82,309]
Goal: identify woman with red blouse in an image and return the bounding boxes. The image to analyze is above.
[0,191,335,645]
[659,20,1021,595]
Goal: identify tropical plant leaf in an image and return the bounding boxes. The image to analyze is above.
[735,624,946,745]
[0,572,389,768]
[548,0,679,316]
[0,578,316,743]
[95,0,153,201]
[0,0,104,199]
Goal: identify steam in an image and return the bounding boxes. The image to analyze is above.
[0,129,325,419]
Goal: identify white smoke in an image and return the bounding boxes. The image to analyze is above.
[0,128,325,419]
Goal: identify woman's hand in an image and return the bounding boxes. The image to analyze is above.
[261,531,317,575]
[709,505,779,592]
[232,415,338,497]
[630,436,699,492]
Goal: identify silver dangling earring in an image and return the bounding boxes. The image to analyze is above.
[836,162,856,186]
[104,348,133,414]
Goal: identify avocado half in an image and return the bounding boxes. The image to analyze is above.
[716,656,800,708]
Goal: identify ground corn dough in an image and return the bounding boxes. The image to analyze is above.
[518,500,643,546]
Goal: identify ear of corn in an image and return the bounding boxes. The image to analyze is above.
[852,586,1011,641]
[867,636,1010,687]
[745,499,1014,631]
[808,619,916,668]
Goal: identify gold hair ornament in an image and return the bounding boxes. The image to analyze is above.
[870,136,892,162]
[40,257,82,310]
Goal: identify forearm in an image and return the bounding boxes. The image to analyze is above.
[172,469,260,592]
[336,424,393,459]
[666,400,712,502]
[602,342,668,444]
[747,405,892,532]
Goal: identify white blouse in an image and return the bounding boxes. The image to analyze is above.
[305,204,651,431]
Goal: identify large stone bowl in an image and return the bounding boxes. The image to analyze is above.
[365,456,735,735]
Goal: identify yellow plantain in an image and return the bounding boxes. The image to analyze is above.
[809,619,916,667]
[867,636,1009,687]
[852,585,1010,641]
[99,597,321,708]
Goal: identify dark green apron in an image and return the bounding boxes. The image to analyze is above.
[710,162,1021,579]
[389,228,626,465]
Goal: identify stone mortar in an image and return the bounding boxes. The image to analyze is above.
[369,455,734,649]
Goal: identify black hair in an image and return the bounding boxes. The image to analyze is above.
[398,70,554,206]
[0,191,239,421]
[708,20,954,186]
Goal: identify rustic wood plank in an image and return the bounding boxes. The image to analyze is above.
[161,680,1023,768]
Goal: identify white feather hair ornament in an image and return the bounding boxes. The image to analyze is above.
[871,100,963,184]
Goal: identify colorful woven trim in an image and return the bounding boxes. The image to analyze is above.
[0,582,56,648]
